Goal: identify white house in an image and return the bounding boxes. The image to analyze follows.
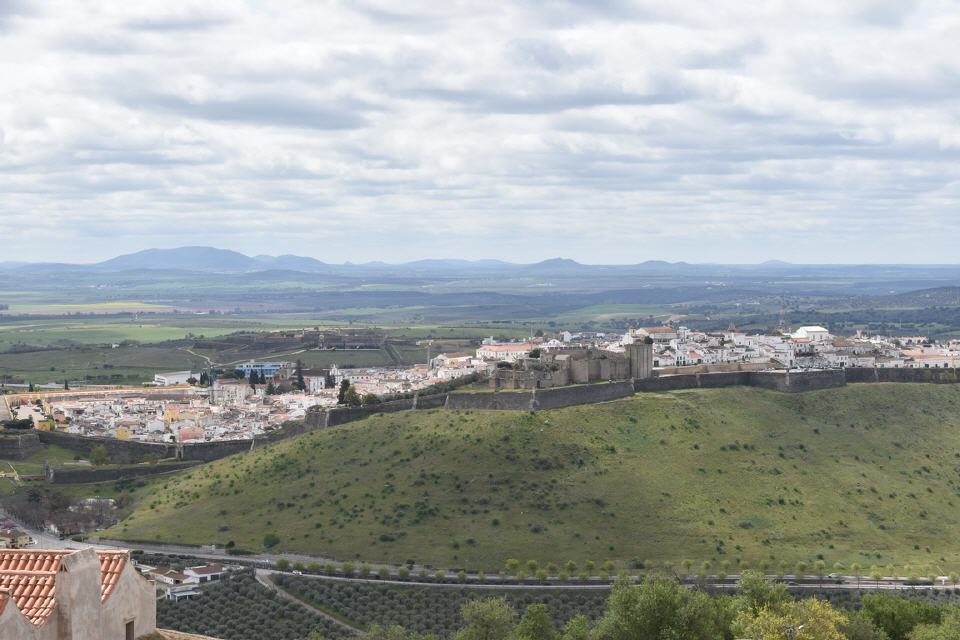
[153,371,195,386]
[791,326,831,342]
[475,343,533,362]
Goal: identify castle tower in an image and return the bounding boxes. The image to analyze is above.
[626,341,653,380]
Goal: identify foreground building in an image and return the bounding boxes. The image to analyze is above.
[0,548,156,639]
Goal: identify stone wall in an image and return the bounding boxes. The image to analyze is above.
[48,461,201,484]
[750,370,847,392]
[533,381,635,410]
[0,430,41,460]
[36,430,172,464]
[633,370,847,393]
[844,367,960,384]
[444,391,535,410]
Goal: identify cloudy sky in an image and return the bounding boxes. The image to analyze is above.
[1,1,959,264]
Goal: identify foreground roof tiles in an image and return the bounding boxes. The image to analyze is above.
[0,549,129,625]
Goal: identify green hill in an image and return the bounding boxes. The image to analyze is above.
[107,384,960,573]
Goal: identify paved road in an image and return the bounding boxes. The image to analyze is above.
[5,510,957,594]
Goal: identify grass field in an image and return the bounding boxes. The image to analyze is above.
[0,345,210,385]
[104,383,960,574]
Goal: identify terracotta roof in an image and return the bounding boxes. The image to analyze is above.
[188,565,224,575]
[0,549,130,625]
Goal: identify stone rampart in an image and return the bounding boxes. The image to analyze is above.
[48,461,201,484]
[444,391,534,410]
[845,367,960,384]
[0,431,41,460]
[533,381,634,410]
[36,430,172,463]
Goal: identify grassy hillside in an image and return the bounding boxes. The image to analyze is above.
[106,384,960,572]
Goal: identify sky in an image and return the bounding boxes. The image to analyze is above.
[1,1,959,264]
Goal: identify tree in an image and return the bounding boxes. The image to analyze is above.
[63,379,69,390]
[815,559,826,588]
[738,571,789,616]
[840,613,890,640]
[262,532,281,549]
[852,563,862,590]
[233,369,246,379]
[592,576,733,640]
[735,598,847,640]
[344,386,362,407]
[514,604,557,640]
[338,379,351,404]
[294,360,306,392]
[308,629,326,640]
[909,605,960,640]
[453,598,516,640]
[275,558,290,571]
[89,445,109,466]
[324,373,336,389]
[361,393,381,407]
[505,559,520,575]
[560,615,590,640]
[681,559,693,577]
[199,371,210,386]
[862,593,942,640]
[266,381,277,395]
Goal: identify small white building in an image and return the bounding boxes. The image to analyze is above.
[153,371,195,386]
[791,326,831,342]
[475,343,533,362]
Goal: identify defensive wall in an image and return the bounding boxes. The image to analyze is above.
[23,368,960,471]
[47,460,202,484]
[0,430,41,460]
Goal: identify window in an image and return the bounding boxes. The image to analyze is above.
[126,620,135,640]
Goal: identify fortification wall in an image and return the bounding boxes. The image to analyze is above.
[444,391,534,410]
[654,362,772,376]
[748,370,846,392]
[37,430,172,463]
[324,398,417,427]
[48,461,201,484]
[696,372,752,388]
[533,381,634,410]
[634,375,700,392]
[415,394,447,410]
[0,431,41,460]
[845,367,960,384]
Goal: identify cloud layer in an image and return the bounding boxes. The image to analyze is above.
[1,0,959,263]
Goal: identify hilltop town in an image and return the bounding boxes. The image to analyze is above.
[4,323,957,446]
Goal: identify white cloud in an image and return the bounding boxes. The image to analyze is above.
[0,0,959,263]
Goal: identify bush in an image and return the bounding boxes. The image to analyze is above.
[263,533,281,549]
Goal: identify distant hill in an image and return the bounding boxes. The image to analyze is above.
[254,254,329,272]
[96,246,258,272]
[105,384,960,572]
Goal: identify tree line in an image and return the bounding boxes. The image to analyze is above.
[306,572,960,640]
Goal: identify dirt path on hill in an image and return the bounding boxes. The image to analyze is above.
[255,569,362,635]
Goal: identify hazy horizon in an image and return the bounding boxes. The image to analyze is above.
[5,244,960,268]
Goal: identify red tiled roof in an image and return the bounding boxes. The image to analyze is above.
[0,549,130,625]
[188,565,224,575]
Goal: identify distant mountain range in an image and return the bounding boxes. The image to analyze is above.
[0,246,708,275]
[3,246,959,278]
